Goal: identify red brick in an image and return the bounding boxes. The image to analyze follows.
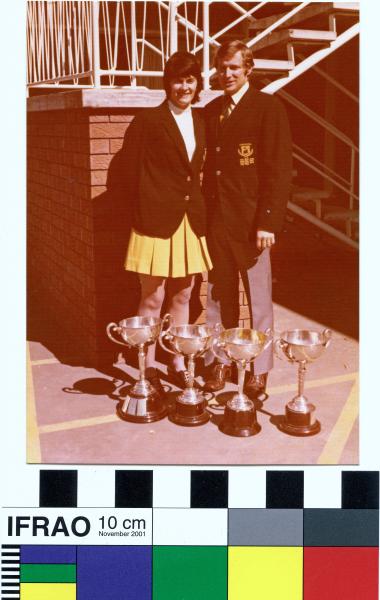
[89,115,110,123]
[200,281,208,296]
[110,138,123,154]
[240,305,250,320]
[195,310,206,325]
[73,153,89,169]
[110,115,134,123]
[90,139,109,154]
[90,154,112,170]
[200,295,207,309]
[89,123,127,139]
[91,185,107,199]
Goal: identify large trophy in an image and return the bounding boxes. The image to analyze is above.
[159,324,219,426]
[274,328,332,436]
[106,314,171,423]
[213,328,273,437]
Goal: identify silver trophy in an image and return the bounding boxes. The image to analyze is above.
[274,328,332,436]
[159,324,219,426]
[106,314,172,423]
[213,328,273,437]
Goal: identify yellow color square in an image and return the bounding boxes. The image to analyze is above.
[20,583,76,600]
[229,546,303,600]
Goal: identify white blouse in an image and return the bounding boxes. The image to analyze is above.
[168,100,196,162]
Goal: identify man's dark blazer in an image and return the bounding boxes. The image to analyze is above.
[122,101,206,238]
[202,86,292,241]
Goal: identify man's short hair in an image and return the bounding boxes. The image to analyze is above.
[214,40,254,71]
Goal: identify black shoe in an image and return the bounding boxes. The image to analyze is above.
[145,368,166,399]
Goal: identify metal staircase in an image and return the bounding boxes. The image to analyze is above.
[27,1,360,248]
[244,2,359,249]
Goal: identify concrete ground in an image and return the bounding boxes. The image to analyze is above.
[27,218,358,465]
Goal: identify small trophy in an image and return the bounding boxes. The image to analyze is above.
[213,328,273,437]
[274,328,332,436]
[106,314,171,423]
[159,324,219,426]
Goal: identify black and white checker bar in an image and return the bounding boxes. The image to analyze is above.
[1,545,20,599]
[16,469,379,509]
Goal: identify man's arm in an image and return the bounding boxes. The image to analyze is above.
[256,95,292,247]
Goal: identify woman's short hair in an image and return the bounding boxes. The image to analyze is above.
[163,51,202,104]
[214,40,254,72]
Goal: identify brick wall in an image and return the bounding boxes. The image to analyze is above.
[27,90,249,366]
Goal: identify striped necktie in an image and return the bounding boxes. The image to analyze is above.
[220,96,234,125]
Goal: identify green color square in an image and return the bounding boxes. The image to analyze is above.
[20,564,76,583]
[153,546,227,600]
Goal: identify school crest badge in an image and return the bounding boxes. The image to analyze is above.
[238,143,254,166]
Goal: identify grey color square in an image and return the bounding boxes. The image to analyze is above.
[228,509,303,546]
[304,509,379,546]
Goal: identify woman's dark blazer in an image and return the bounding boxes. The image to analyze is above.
[122,101,206,238]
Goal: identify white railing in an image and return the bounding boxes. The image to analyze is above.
[27,1,359,89]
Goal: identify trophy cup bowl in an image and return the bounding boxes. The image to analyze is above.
[274,328,332,436]
[159,324,218,426]
[106,314,171,423]
[213,328,273,437]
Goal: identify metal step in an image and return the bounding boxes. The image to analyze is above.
[324,208,358,222]
[251,28,337,53]
[291,186,332,220]
[252,58,294,73]
[209,57,293,88]
[323,207,358,239]
[249,3,359,32]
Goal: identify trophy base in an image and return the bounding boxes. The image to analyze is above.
[116,390,167,423]
[278,405,321,437]
[219,404,261,437]
[169,398,210,427]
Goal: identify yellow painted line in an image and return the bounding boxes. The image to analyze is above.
[37,372,358,436]
[268,371,357,395]
[30,357,59,366]
[317,377,359,465]
[39,413,119,434]
[26,344,42,463]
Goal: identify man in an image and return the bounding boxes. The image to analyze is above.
[203,40,292,396]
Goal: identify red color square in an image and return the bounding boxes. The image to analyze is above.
[304,547,378,600]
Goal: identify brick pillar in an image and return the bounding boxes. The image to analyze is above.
[27,90,159,365]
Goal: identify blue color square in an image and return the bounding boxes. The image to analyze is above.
[20,545,77,564]
[77,546,152,600]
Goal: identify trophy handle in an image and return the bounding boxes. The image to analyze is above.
[161,313,173,333]
[106,322,130,348]
[274,338,286,361]
[323,328,332,348]
[212,337,228,362]
[159,331,178,356]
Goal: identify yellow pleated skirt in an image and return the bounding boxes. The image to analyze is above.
[125,214,213,278]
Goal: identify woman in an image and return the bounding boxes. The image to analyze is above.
[123,52,212,397]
